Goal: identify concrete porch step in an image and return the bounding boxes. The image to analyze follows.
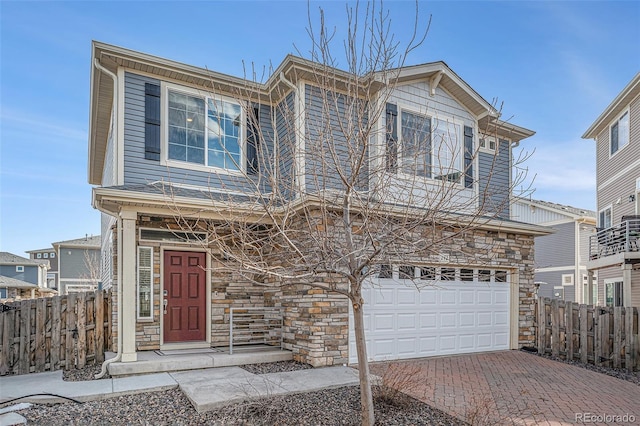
[108,346,292,377]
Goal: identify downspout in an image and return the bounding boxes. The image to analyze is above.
[93,58,123,379]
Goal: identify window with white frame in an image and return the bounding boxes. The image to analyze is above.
[43,253,48,259]
[479,137,496,151]
[137,247,153,319]
[562,274,574,286]
[50,252,55,258]
[166,85,243,171]
[610,110,629,156]
[16,265,24,272]
[399,110,462,182]
[36,253,42,259]
[599,206,612,229]
[605,279,624,307]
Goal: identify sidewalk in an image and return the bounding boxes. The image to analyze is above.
[0,365,360,422]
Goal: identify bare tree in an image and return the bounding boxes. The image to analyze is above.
[157,2,532,424]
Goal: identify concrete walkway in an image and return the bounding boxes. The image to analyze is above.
[370,350,640,425]
[0,365,360,422]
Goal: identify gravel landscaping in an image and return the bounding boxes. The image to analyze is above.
[522,348,640,386]
[16,360,464,425]
[18,386,464,425]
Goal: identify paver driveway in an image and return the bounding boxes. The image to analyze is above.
[370,351,639,425]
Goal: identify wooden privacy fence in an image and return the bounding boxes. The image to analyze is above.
[0,290,112,376]
[536,297,639,371]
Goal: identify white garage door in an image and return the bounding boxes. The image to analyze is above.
[348,268,511,363]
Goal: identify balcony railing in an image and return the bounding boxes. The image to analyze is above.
[589,217,640,260]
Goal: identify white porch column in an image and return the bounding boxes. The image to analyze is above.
[120,210,138,362]
[622,263,632,308]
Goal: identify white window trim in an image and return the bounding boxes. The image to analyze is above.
[561,273,574,286]
[160,81,246,175]
[137,246,154,320]
[598,204,613,229]
[36,253,42,259]
[609,108,630,158]
[16,265,24,272]
[396,105,465,186]
[479,135,498,153]
[604,277,624,307]
[50,253,55,258]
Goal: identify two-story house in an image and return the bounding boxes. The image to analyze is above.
[0,252,50,300]
[511,198,596,302]
[26,247,58,289]
[583,73,640,307]
[88,41,549,367]
[52,235,101,295]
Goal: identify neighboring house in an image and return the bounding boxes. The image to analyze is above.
[583,72,640,308]
[26,247,58,289]
[0,252,50,300]
[511,199,597,303]
[52,236,101,295]
[0,275,56,300]
[88,41,549,366]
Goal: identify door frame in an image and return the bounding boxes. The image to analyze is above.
[160,246,211,350]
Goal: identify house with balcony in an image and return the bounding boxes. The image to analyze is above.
[511,198,596,303]
[583,72,640,307]
[89,41,549,368]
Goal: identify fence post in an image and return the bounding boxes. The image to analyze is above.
[51,296,61,371]
[579,304,588,364]
[19,300,31,374]
[566,301,573,361]
[95,291,104,363]
[0,307,14,375]
[77,292,87,369]
[35,298,46,372]
[66,293,77,370]
[551,299,560,357]
[613,307,623,369]
[595,306,602,366]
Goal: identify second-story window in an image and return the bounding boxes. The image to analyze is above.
[166,86,243,171]
[610,110,629,156]
[400,110,462,182]
[599,206,612,229]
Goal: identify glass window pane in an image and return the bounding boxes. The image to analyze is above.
[478,270,491,282]
[187,147,205,164]
[169,108,186,126]
[378,264,392,279]
[460,269,474,281]
[401,111,431,177]
[208,150,225,168]
[495,271,508,283]
[226,136,239,155]
[168,91,187,110]
[187,130,205,148]
[420,267,436,280]
[441,268,455,281]
[229,153,241,170]
[399,266,414,279]
[169,143,186,161]
[169,125,186,145]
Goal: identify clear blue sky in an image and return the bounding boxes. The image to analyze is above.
[1,1,639,257]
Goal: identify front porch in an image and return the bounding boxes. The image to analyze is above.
[107,344,292,377]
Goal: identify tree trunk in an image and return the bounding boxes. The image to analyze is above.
[352,295,375,426]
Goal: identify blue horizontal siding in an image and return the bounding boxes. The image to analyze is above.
[123,72,274,193]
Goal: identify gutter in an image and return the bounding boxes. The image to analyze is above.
[92,59,123,379]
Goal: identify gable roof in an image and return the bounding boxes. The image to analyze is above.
[582,72,640,140]
[52,235,101,249]
[26,248,55,254]
[0,252,46,266]
[514,198,596,222]
[0,275,38,289]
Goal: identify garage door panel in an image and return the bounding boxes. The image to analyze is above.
[349,277,511,363]
[420,313,437,329]
[459,290,475,304]
[397,313,416,330]
[477,290,492,304]
[459,312,475,327]
[397,288,417,305]
[419,290,437,304]
[440,290,457,304]
[439,335,457,351]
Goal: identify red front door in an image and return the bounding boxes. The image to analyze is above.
[163,251,207,343]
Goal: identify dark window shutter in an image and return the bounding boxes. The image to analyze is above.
[386,103,398,173]
[246,106,260,175]
[611,122,619,155]
[464,126,473,188]
[144,83,161,161]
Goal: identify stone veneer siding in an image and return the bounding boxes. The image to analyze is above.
[107,215,535,365]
